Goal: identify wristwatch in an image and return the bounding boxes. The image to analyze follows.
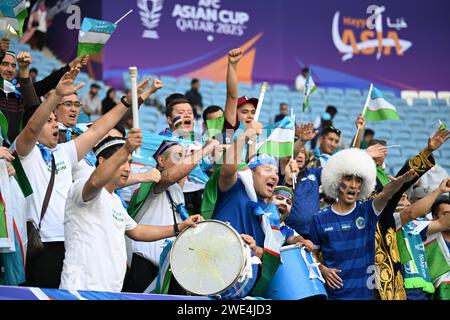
[120,96,131,108]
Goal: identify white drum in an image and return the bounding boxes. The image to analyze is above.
[170,220,258,298]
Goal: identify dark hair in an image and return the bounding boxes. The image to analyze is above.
[364,129,375,137]
[191,78,199,85]
[93,136,126,166]
[29,67,38,74]
[431,196,450,218]
[90,83,100,89]
[368,139,387,147]
[202,105,223,122]
[325,105,338,117]
[302,67,309,74]
[113,124,126,137]
[279,103,288,108]
[165,93,192,117]
[321,126,341,137]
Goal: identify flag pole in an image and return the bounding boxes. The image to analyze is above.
[129,66,141,156]
[248,81,268,145]
[290,108,297,189]
[115,9,133,24]
[352,83,373,148]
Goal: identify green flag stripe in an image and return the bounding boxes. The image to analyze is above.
[77,43,105,56]
[364,108,400,121]
[257,141,293,158]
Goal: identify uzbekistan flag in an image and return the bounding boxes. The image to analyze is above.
[0,0,27,37]
[364,85,400,121]
[256,115,295,158]
[77,17,117,56]
[302,71,317,112]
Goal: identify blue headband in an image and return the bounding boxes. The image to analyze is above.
[248,154,277,170]
[274,187,294,200]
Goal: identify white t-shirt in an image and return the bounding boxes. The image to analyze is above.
[19,141,78,242]
[60,178,137,292]
[127,183,182,266]
[58,122,95,181]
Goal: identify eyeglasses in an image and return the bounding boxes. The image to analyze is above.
[58,101,81,108]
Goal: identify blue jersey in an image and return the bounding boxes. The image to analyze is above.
[213,178,265,247]
[280,225,295,245]
[309,200,380,300]
[286,167,322,237]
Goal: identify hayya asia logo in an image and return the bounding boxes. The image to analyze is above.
[332,5,412,61]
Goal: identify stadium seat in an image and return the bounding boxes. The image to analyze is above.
[418,90,437,103]
[412,98,430,107]
[401,90,418,106]
[437,91,450,105]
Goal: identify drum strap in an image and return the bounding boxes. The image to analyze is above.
[166,190,180,235]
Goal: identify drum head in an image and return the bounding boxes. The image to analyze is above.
[170,220,245,296]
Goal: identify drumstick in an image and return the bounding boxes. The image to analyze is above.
[248,82,268,145]
[129,66,141,156]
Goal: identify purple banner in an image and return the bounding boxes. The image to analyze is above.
[43,0,450,91]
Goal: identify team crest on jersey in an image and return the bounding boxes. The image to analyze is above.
[356,216,365,230]
[307,174,316,181]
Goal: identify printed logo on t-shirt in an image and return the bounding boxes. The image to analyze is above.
[112,208,124,223]
[47,160,68,174]
[307,174,316,181]
[356,216,366,230]
[341,223,352,231]
[324,226,334,232]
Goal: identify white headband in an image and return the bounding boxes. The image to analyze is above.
[94,139,125,157]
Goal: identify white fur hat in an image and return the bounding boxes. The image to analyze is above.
[321,148,376,200]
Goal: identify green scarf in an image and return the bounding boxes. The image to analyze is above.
[127,181,156,220]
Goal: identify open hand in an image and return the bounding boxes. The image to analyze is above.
[321,266,343,289]
[428,128,449,151]
[55,68,84,97]
[180,214,204,231]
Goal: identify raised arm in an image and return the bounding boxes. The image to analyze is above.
[123,168,161,187]
[352,114,365,148]
[218,121,261,192]
[374,169,418,212]
[224,48,242,128]
[400,178,450,225]
[74,77,162,161]
[294,123,317,156]
[153,139,219,194]
[17,52,41,108]
[427,211,450,236]
[15,68,84,157]
[82,128,142,202]
[33,55,89,98]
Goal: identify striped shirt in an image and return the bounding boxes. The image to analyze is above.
[310,200,381,300]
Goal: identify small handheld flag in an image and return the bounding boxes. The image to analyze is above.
[438,119,447,131]
[77,17,117,56]
[0,0,28,37]
[302,70,317,112]
[363,85,400,121]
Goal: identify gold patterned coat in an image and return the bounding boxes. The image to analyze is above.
[374,150,435,300]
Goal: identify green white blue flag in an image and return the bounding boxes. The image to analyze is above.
[0,0,28,37]
[364,86,400,121]
[77,17,117,56]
